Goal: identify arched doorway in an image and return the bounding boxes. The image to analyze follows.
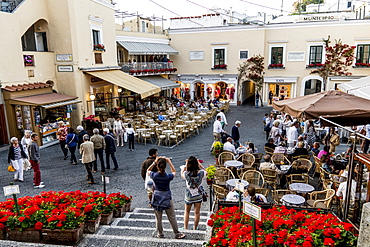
[301,75,323,96]
[194,82,205,99]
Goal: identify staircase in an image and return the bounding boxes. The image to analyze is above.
[79,208,212,247]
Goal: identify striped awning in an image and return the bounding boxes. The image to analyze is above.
[11,93,81,107]
[41,99,82,109]
[117,41,179,55]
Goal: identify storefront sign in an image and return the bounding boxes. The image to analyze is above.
[287,52,305,62]
[57,65,73,72]
[189,51,204,60]
[91,77,104,83]
[56,54,73,62]
[299,16,338,22]
[264,77,298,84]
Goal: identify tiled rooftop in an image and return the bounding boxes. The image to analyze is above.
[2,82,52,92]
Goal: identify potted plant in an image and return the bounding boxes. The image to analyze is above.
[83,203,101,233]
[205,166,216,185]
[211,141,223,165]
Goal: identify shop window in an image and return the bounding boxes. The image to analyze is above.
[308,46,323,65]
[270,47,284,66]
[355,44,370,65]
[21,25,36,51]
[92,30,100,45]
[95,53,103,64]
[35,32,48,52]
[240,50,248,59]
[213,48,226,69]
[141,21,146,32]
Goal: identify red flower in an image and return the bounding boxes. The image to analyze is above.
[323,237,335,246]
[18,216,25,222]
[34,222,43,230]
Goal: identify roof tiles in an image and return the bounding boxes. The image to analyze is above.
[2,82,52,92]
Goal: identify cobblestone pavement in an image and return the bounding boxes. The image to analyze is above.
[0,104,349,210]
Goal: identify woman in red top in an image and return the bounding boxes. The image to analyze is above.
[57,121,69,160]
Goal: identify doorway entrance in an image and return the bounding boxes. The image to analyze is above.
[195,82,204,99]
[0,105,8,146]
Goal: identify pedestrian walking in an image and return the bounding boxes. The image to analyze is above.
[66,128,78,165]
[141,148,158,205]
[213,115,225,143]
[126,123,135,151]
[80,134,96,184]
[103,128,119,170]
[147,156,186,239]
[8,137,27,182]
[113,116,125,146]
[181,156,206,230]
[21,130,32,157]
[216,109,228,128]
[255,92,260,108]
[28,133,44,188]
[90,128,106,174]
[287,121,299,148]
[56,121,68,160]
[76,125,88,149]
[231,120,241,148]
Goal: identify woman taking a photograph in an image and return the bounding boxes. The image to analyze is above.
[147,156,186,239]
[181,156,206,230]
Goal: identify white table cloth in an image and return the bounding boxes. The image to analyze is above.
[282,194,305,205]
[289,183,315,193]
[226,179,249,191]
[225,160,243,169]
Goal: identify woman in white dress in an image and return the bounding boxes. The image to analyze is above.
[113,116,125,146]
[21,130,32,157]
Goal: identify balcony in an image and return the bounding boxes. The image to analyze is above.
[1,0,23,13]
[119,62,177,76]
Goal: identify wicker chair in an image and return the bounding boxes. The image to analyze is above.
[264,146,274,155]
[252,153,263,168]
[214,167,235,187]
[292,154,311,161]
[314,155,322,175]
[286,174,310,185]
[218,152,235,166]
[295,158,313,173]
[237,153,255,167]
[241,170,265,188]
[260,168,278,190]
[306,189,335,209]
[272,189,297,205]
[237,167,255,179]
[272,153,291,165]
[212,184,228,211]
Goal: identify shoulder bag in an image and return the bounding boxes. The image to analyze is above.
[189,172,208,202]
[65,134,76,149]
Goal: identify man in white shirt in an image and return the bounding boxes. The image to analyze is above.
[223,137,236,154]
[216,109,228,128]
[286,121,299,148]
[259,155,283,175]
[213,115,225,142]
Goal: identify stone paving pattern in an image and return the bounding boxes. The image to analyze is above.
[0,104,349,246]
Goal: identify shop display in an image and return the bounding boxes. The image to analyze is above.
[34,110,40,125]
[22,106,31,130]
[15,105,23,130]
[40,121,70,146]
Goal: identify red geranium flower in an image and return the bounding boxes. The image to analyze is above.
[34,222,43,230]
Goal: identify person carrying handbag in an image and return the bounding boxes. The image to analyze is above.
[181,156,206,230]
[66,128,78,165]
[8,137,28,182]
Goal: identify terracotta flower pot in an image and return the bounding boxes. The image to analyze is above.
[100,211,113,225]
[7,228,41,243]
[41,223,84,245]
[206,179,214,185]
[84,214,101,233]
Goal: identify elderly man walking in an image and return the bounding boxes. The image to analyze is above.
[103,128,119,170]
[91,128,106,174]
[231,120,241,148]
[80,134,96,184]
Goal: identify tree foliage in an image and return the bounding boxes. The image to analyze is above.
[293,0,324,13]
[311,36,356,90]
[237,55,264,105]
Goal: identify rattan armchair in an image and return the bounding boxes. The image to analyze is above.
[306,189,335,209]
[241,170,265,188]
[214,167,235,187]
[260,168,278,190]
[237,153,255,167]
[218,151,235,166]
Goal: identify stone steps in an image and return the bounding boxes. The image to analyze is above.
[78,207,212,247]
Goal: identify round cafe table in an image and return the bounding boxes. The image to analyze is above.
[226,179,249,191]
[289,183,315,194]
[225,160,243,169]
[193,116,202,119]
[176,125,186,128]
[281,194,306,206]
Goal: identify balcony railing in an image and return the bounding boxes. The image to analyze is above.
[119,62,177,76]
[1,0,23,13]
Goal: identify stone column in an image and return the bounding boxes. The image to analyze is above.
[358,202,370,245]
[190,83,195,100]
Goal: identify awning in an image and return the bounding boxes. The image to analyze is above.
[140,76,180,90]
[86,70,161,98]
[117,41,179,55]
[11,93,81,107]
[338,76,370,92]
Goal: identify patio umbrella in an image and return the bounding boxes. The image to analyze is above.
[272,90,370,126]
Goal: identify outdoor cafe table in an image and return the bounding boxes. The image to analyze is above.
[185,121,194,124]
[289,183,315,194]
[281,194,306,206]
[149,123,159,127]
[175,125,186,128]
[162,130,173,145]
[226,179,249,191]
[193,116,202,119]
[225,160,244,169]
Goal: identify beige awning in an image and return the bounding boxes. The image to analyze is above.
[11,93,81,106]
[86,70,161,98]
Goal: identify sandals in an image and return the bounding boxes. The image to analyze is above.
[175,233,186,239]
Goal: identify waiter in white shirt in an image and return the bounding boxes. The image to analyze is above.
[286,121,299,148]
[213,115,225,143]
[216,109,228,128]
